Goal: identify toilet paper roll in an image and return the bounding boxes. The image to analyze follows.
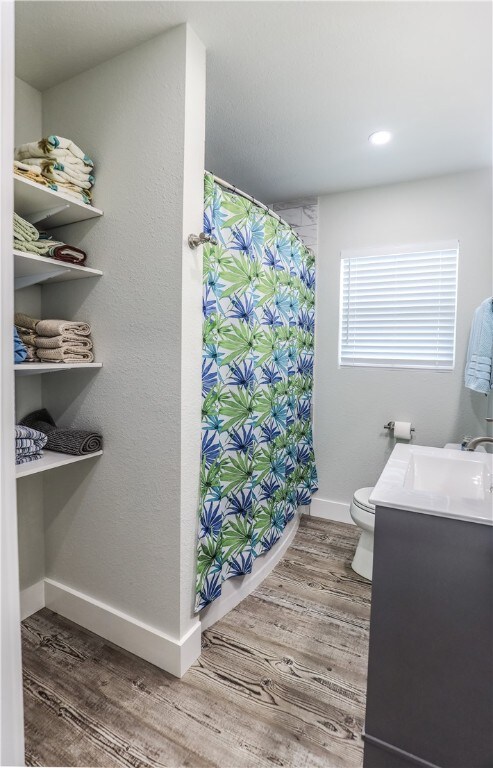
[394,421,412,440]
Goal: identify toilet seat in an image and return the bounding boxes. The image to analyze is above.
[352,486,375,515]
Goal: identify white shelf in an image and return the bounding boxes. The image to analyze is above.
[14,175,103,229]
[14,249,102,290]
[15,362,102,376]
[16,449,102,478]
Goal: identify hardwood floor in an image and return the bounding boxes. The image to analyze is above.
[22,517,371,768]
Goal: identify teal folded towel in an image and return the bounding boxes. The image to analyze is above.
[465,298,493,393]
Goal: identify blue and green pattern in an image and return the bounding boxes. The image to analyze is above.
[195,174,318,611]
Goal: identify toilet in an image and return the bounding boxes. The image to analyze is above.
[349,487,375,581]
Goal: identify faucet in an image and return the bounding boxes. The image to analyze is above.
[464,418,493,451]
[465,436,493,451]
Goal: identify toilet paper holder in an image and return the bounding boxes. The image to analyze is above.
[384,421,415,433]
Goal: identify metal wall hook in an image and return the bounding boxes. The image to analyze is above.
[188,232,218,249]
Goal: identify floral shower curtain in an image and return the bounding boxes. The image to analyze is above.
[195,173,318,611]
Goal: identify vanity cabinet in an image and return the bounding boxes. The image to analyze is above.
[363,505,493,768]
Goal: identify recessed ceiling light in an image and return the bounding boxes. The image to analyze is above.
[369,130,392,146]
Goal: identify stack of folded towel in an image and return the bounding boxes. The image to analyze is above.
[20,409,102,456]
[14,212,87,265]
[14,135,95,205]
[15,425,47,465]
[15,313,94,364]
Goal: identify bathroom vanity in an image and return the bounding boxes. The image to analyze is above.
[363,445,493,768]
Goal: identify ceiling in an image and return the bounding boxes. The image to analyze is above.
[15,1,492,202]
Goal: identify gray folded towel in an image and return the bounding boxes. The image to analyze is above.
[20,408,102,456]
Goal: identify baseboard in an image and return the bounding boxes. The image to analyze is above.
[309,496,354,525]
[20,580,45,621]
[200,511,301,630]
[44,579,201,678]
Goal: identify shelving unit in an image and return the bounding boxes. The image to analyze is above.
[16,449,103,479]
[13,173,104,480]
[14,174,103,228]
[15,362,102,375]
[14,249,102,290]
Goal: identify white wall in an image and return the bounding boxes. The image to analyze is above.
[14,76,41,144]
[14,77,45,591]
[35,24,205,657]
[314,170,492,509]
[1,5,25,762]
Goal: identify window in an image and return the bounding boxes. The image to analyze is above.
[339,242,459,370]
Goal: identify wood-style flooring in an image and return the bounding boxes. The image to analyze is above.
[22,517,371,768]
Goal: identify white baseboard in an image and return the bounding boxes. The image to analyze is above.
[309,496,354,525]
[20,580,45,621]
[42,579,201,678]
[200,511,301,631]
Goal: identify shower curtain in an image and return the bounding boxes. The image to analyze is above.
[195,173,318,611]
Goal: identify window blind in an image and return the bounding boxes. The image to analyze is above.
[339,243,459,369]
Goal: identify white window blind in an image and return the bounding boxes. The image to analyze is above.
[339,242,459,370]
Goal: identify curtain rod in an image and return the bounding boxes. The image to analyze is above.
[209,171,313,253]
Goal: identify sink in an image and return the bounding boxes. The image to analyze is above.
[404,450,489,500]
[370,444,493,525]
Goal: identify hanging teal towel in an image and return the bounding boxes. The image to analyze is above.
[465,298,493,393]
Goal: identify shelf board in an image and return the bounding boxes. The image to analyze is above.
[14,249,102,289]
[14,175,103,229]
[16,449,102,478]
[14,362,102,375]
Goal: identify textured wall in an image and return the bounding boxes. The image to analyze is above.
[39,24,205,640]
[314,169,493,505]
[14,77,45,591]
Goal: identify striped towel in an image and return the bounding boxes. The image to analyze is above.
[20,409,102,456]
[15,425,47,465]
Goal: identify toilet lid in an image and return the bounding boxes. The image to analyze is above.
[353,487,375,514]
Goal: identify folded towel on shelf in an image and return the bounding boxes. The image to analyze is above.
[14,161,57,190]
[15,136,94,167]
[16,327,37,346]
[35,335,93,350]
[14,238,54,256]
[35,347,95,363]
[15,137,95,206]
[13,327,28,363]
[464,298,493,394]
[14,424,47,465]
[16,454,43,466]
[35,318,91,337]
[20,409,102,456]
[17,158,94,188]
[13,212,40,243]
[14,312,39,332]
[13,212,66,256]
[48,244,87,265]
[24,346,38,362]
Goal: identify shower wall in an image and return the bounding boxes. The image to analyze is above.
[271,197,318,252]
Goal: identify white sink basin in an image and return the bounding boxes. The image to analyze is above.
[370,444,493,525]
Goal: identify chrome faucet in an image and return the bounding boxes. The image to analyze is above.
[464,418,493,451]
[465,436,493,451]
